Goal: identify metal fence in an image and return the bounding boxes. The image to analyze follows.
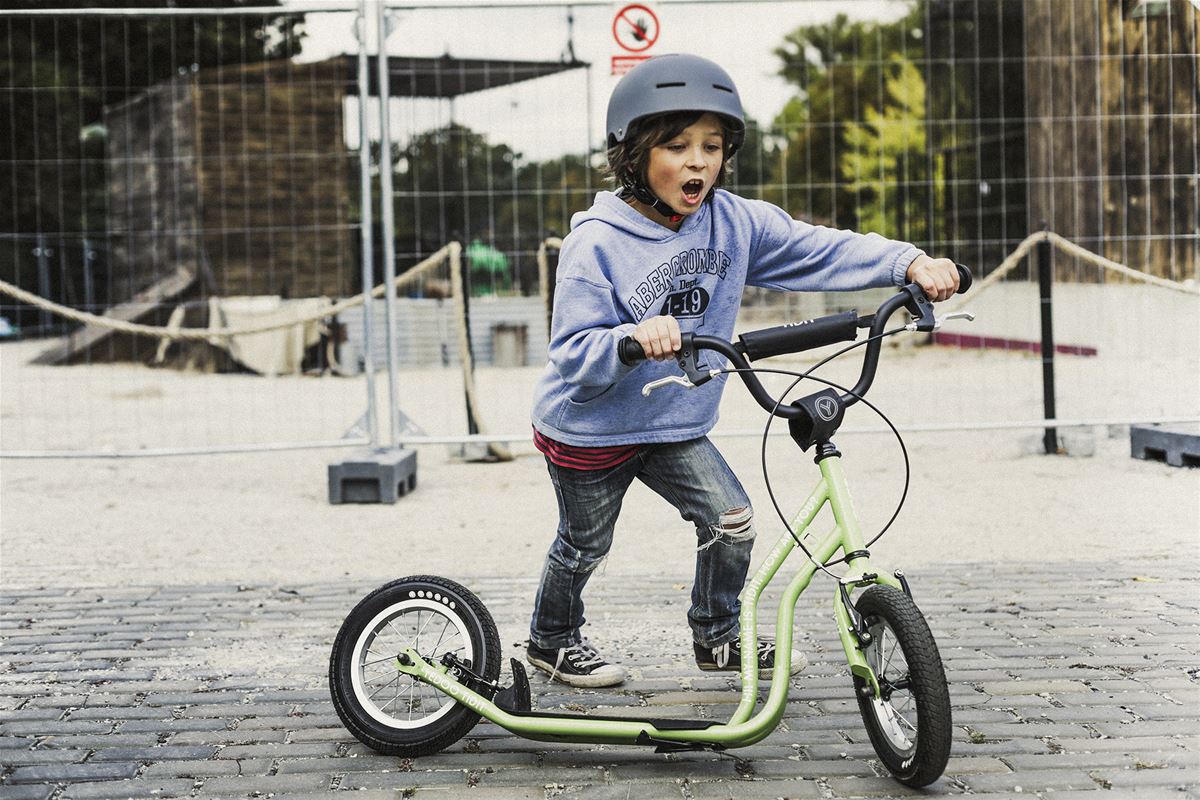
[1,1,1197,458]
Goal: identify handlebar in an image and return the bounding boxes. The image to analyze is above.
[618,264,973,422]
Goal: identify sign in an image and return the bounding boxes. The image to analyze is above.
[612,4,659,52]
[610,3,659,75]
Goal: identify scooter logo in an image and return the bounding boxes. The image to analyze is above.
[816,396,838,421]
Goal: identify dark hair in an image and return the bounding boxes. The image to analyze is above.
[605,110,738,195]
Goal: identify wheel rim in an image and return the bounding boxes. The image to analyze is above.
[349,592,474,729]
[863,616,917,753]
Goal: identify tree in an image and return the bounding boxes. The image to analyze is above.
[768,10,929,234]
[839,55,940,240]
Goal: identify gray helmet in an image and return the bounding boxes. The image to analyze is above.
[606,54,745,156]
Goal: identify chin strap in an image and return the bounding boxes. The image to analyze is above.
[619,184,683,223]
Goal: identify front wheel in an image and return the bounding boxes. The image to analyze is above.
[852,585,952,788]
[329,576,501,757]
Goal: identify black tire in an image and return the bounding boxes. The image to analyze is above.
[852,585,952,788]
[329,575,500,757]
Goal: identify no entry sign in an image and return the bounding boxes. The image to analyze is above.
[611,3,659,74]
[612,4,659,51]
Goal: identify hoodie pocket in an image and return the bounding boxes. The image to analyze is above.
[556,383,618,430]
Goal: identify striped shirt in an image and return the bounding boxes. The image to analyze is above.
[533,428,640,471]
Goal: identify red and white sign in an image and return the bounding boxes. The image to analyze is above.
[610,3,659,75]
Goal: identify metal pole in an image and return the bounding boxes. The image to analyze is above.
[35,234,51,334]
[1037,231,1058,455]
[355,1,379,448]
[375,0,402,449]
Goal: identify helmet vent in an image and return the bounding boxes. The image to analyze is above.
[712,84,734,93]
[655,81,686,88]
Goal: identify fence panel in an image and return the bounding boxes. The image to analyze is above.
[1,1,1196,458]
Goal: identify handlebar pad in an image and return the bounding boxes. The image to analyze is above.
[737,310,860,362]
[955,263,973,293]
[618,337,646,365]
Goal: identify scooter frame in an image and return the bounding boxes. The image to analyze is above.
[393,451,901,750]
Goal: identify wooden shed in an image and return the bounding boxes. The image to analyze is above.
[104,57,354,303]
[39,54,584,365]
[1023,0,1198,281]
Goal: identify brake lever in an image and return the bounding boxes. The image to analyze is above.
[641,375,697,396]
[904,310,976,332]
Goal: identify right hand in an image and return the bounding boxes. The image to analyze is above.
[632,315,681,361]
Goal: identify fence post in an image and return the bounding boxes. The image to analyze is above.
[374,0,402,450]
[1037,230,1058,454]
[354,2,378,448]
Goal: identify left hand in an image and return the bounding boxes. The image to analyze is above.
[905,255,959,302]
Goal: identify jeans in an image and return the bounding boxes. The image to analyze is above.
[530,436,755,650]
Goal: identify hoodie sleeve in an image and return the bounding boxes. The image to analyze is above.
[547,274,637,389]
[744,200,924,291]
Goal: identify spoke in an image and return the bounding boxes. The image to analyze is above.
[362,654,399,668]
[368,673,402,700]
[386,617,413,645]
[406,673,417,721]
[429,617,454,655]
[364,671,403,686]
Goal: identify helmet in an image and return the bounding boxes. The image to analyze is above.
[606,54,745,156]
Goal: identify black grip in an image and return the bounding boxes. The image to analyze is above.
[617,336,646,365]
[737,310,860,362]
[955,263,973,293]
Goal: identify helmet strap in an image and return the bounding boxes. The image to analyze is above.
[620,182,683,223]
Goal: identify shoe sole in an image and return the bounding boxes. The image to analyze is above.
[695,656,808,676]
[526,654,626,688]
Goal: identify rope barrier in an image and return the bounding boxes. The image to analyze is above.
[0,244,457,341]
[943,231,1199,314]
[3,233,1191,338]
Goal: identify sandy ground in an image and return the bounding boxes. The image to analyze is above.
[2,334,1198,589]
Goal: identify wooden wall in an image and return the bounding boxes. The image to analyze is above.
[105,58,355,304]
[1024,0,1198,281]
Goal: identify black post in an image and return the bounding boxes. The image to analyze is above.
[35,234,51,334]
[1037,232,1057,455]
[461,260,479,436]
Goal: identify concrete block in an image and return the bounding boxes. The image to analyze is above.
[1131,424,1200,468]
[328,448,418,504]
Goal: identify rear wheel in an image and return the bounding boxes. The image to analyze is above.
[853,585,952,788]
[329,576,500,757]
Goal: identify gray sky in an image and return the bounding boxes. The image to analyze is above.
[292,1,911,160]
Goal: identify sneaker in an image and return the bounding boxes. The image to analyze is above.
[694,637,808,676]
[526,638,626,688]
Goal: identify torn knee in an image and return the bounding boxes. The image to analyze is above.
[698,506,756,551]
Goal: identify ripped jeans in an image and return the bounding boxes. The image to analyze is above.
[530,436,754,650]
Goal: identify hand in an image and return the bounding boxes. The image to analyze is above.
[632,315,681,361]
[906,255,960,302]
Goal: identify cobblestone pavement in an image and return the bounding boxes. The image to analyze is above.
[2,559,1198,799]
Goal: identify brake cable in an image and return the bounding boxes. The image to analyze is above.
[713,325,910,580]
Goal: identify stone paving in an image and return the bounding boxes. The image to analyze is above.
[2,559,1199,799]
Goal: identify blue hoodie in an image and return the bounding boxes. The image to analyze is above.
[531,189,924,446]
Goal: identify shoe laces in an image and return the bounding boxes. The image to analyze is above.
[713,637,775,669]
[550,638,606,681]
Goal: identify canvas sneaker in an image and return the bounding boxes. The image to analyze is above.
[694,637,808,676]
[526,638,626,688]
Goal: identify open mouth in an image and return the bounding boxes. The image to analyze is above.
[681,179,706,205]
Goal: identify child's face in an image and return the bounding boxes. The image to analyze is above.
[643,112,725,218]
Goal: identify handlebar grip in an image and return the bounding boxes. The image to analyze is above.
[955,263,973,294]
[617,336,646,365]
[738,310,860,362]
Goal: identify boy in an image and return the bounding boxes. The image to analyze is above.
[527,54,959,687]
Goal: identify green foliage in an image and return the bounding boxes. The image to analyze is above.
[839,55,941,239]
[768,9,934,238]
